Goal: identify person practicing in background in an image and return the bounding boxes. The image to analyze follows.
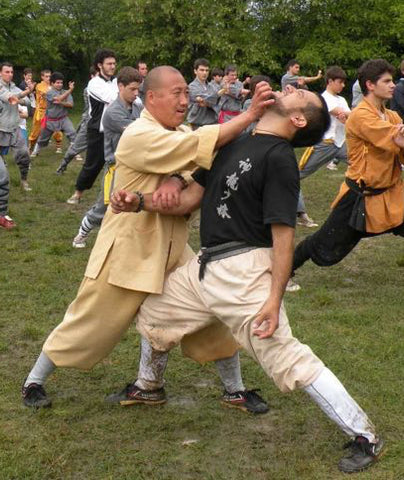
[293,59,404,274]
[351,79,364,108]
[0,62,34,221]
[19,67,36,119]
[29,69,63,155]
[66,49,118,205]
[295,66,351,230]
[218,64,248,123]
[72,67,143,249]
[110,86,384,474]
[281,59,322,90]
[31,72,76,157]
[56,66,98,175]
[209,67,224,93]
[135,60,148,103]
[19,68,33,91]
[187,58,219,129]
[22,66,273,415]
[390,59,404,120]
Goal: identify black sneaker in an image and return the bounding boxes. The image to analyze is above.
[105,382,166,406]
[56,163,67,175]
[22,383,52,408]
[222,389,269,414]
[338,436,385,473]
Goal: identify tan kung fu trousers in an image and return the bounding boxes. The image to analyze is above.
[137,248,325,393]
[43,247,239,370]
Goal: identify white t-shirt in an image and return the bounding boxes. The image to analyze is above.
[321,90,350,148]
[18,105,28,130]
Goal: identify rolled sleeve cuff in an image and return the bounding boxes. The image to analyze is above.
[194,124,220,169]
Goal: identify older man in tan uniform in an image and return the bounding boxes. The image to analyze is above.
[22,66,273,410]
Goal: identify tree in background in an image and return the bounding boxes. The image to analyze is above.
[2,0,404,85]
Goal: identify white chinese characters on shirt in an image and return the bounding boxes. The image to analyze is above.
[216,158,252,219]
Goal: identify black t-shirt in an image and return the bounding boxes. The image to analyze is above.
[193,133,299,248]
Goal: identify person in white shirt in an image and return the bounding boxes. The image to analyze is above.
[66,48,118,204]
[296,66,350,229]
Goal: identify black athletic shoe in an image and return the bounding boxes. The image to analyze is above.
[105,382,166,406]
[22,382,52,408]
[338,436,385,473]
[56,163,67,175]
[222,389,269,414]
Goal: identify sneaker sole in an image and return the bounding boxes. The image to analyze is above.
[119,398,167,406]
[23,399,52,408]
[221,400,269,415]
[338,445,386,473]
[72,243,86,248]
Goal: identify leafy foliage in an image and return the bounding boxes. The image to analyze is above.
[1,0,404,82]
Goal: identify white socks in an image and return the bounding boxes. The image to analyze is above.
[304,367,377,443]
[214,351,245,393]
[136,336,245,393]
[24,351,56,387]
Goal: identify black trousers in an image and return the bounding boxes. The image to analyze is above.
[75,129,104,192]
[293,189,404,271]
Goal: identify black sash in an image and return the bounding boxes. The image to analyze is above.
[345,177,387,231]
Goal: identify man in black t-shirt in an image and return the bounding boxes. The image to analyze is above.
[110,87,384,474]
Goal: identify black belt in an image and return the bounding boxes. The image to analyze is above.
[198,241,258,280]
[345,177,387,231]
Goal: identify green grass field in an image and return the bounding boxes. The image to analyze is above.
[1,116,403,479]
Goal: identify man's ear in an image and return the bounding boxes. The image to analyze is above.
[290,113,307,129]
[365,79,375,93]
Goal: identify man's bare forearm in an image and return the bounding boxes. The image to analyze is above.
[215,81,273,149]
[144,181,204,215]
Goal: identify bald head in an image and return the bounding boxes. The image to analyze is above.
[142,65,189,129]
[143,66,184,103]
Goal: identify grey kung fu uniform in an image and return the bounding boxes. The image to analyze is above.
[187,78,218,128]
[0,80,31,214]
[78,96,143,233]
[61,87,90,167]
[219,80,244,123]
[36,89,76,147]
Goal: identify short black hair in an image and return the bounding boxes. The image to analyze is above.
[117,66,142,86]
[211,67,224,77]
[23,67,33,76]
[135,59,147,69]
[292,94,331,148]
[325,66,347,84]
[286,59,299,70]
[358,59,395,95]
[225,64,237,75]
[250,75,271,96]
[194,58,209,70]
[1,62,13,71]
[50,72,64,83]
[93,48,116,71]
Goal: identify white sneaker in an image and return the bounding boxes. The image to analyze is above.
[297,213,318,228]
[74,154,84,162]
[56,147,63,154]
[72,233,88,248]
[286,279,301,292]
[326,161,338,171]
[67,194,81,205]
[21,180,32,192]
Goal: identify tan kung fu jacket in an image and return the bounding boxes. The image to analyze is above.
[85,109,220,293]
[332,97,404,233]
